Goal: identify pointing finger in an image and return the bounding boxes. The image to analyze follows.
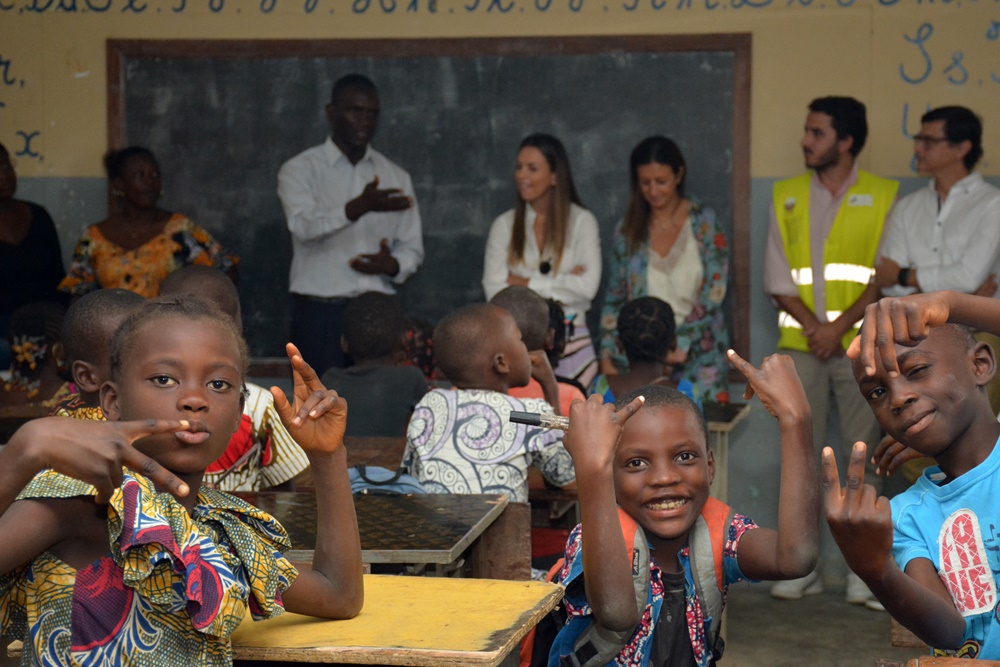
[821,446,844,507]
[844,441,868,503]
[119,442,189,498]
[613,395,646,424]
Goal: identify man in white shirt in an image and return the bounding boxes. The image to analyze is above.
[875,106,1000,299]
[278,74,424,374]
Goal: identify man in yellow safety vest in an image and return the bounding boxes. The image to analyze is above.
[763,96,898,609]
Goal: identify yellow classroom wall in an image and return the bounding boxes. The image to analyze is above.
[1,0,997,179]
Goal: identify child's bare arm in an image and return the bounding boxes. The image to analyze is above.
[563,395,644,632]
[849,291,1000,376]
[824,443,966,648]
[726,350,818,580]
[271,343,364,619]
[528,349,562,415]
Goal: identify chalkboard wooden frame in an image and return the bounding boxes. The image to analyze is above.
[107,35,751,369]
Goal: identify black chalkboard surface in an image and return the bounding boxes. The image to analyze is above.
[110,37,750,358]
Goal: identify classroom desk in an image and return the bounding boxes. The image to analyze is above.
[235,492,529,579]
[232,574,562,666]
[703,401,751,502]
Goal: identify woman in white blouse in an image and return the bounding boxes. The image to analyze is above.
[482,134,602,388]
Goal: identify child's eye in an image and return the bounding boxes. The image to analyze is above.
[209,379,233,391]
[905,365,929,380]
[150,375,176,387]
[865,386,886,401]
[676,451,697,463]
[623,458,646,470]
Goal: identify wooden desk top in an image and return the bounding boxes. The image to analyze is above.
[232,574,563,666]
[236,492,509,565]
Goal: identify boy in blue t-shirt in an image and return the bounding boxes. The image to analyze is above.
[828,290,1000,658]
[550,349,818,667]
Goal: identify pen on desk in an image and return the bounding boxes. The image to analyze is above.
[509,411,570,431]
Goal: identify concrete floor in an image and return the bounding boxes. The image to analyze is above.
[725,582,926,667]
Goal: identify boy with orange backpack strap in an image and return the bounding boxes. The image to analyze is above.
[549,350,819,667]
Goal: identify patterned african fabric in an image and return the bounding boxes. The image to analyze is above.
[598,198,730,404]
[551,512,757,667]
[49,392,105,421]
[58,214,236,298]
[403,388,575,503]
[203,383,311,492]
[0,469,297,666]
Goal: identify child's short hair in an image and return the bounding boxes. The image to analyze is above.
[343,292,406,362]
[618,296,677,364]
[434,303,503,383]
[159,266,240,322]
[109,296,249,383]
[616,384,709,445]
[61,289,145,366]
[6,301,66,397]
[490,286,549,351]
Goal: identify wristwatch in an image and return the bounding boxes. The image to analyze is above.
[897,267,911,287]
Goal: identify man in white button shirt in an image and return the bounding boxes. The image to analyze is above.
[278,74,424,374]
[763,97,898,608]
[874,106,1000,412]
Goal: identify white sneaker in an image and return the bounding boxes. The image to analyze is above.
[846,572,886,611]
[770,570,823,600]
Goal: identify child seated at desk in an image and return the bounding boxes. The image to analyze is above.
[491,285,584,417]
[321,291,428,438]
[826,290,1000,658]
[0,296,363,665]
[550,349,818,667]
[51,288,144,419]
[589,296,698,406]
[402,303,575,503]
[159,266,312,492]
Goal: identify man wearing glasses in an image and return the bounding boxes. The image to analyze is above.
[875,106,1000,298]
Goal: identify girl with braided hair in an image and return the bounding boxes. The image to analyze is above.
[589,296,699,406]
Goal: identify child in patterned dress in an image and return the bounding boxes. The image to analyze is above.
[0,296,363,666]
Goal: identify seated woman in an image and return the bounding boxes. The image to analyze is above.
[0,301,73,409]
[58,146,236,299]
[482,133,602,389]
[589,295,698,406]
[0,143,66,369]
[598,136,730,403]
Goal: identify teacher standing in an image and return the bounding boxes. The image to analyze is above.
[482,134,601,389]
[598,136,730,404]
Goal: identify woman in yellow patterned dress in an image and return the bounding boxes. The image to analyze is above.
[0,296,363,666]
[58,147,237,299]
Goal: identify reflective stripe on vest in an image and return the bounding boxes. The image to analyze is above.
[778,311,863,331]
[774,171,897,352]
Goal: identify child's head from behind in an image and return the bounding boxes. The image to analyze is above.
[546,299,571,368]
[6,301,67,398]
[613,385,712,556]
[618,296,677,365]
[61,289,145,399]
[104,296,249,474]
[434,303,531,390]
[342,292,406,364]
[853,323,994,461]
[490,286,550,351]
[159,265,241,326]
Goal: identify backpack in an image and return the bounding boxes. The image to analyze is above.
[525,497,734,667]
[347,465,427,495]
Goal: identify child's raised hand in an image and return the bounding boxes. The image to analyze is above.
[871,433,925,478]
[528,348,557,385]
[727,349,809,422]
[823,442,894,582]
[271,343,348,454]
[847,293,952,377]
[13,416,193,503]
[563,395,644,474]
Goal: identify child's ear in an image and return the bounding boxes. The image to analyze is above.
[972,341,996,388]
[100,381,122,421]
[340,335,350,356]
[493,352,510,375]
[72,360,101,394]
[543,327,556,352]
[706,447,716,486]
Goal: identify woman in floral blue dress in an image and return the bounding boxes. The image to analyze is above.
[598,136,730,404]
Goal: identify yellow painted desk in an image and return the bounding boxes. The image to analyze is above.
[232,574,562,666]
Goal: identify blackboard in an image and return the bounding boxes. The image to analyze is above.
[109,37,750,359]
